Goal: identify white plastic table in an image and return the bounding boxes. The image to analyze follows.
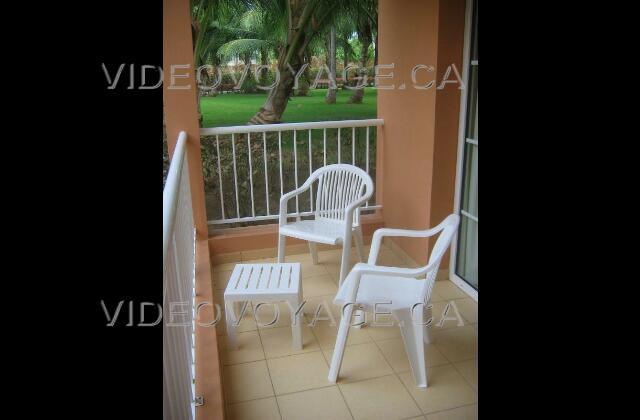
[224,263,303,350]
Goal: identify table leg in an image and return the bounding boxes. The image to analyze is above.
[225,301,239,350]
[290,297,303,351]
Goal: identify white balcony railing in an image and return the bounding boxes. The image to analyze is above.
[201,118,383,227]
[163,131,197,420]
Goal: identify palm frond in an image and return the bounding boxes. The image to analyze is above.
[217,38,273,61]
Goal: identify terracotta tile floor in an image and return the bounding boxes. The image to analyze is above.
[214,245,478,420]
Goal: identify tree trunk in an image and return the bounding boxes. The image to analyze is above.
[260,48,269,87]
[249,0,316,125]
[296,52,311,96]
[197,88,203,125]
[249,52,299,124]
[343,54,348,78]
[348,23,371,104]
[192,19,203,125]
[325,26,337,104]
[342,32,349,90]
[374,32,378,67]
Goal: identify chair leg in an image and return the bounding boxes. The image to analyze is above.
[328,303,354,383]
[278,234,286,263]
[338,237,352,287]
[308,241,319,265]
[395,308,428,388]
[353,227,365,263]
[424,305,432,344]
[350,229,365,327]
[423,325,432,345]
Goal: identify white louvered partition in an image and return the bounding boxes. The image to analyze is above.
[163,131,197,420]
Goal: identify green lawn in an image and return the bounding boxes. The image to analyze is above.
[200,87,377,127]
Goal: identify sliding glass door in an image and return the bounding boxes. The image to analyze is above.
[453,0,478,294]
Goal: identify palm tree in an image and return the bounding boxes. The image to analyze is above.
[358,0,378,66]
[296,30,326,96]
[192,0,247,68]
[331,14,357,92]
[347,0,376,104]
[216,8,285,84]
[325,25,337,104]
[192,0,246,121]
[192,0,219,122]
[192,0,218,68]
[338,28,354,78]
[248,0,343,125]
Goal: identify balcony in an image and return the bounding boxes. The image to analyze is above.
[162,0,477,419]
[165,122,478,419]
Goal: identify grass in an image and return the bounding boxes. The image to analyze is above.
[200,87,377,127]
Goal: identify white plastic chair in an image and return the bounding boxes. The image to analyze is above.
[278,164,374,285]
[327,214,460,388]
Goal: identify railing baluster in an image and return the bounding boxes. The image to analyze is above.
[215,135,225,220]
[366,126,370,207]
[263,132,270,216]
[366,126,370,174]
[293,130,299,215]
[323,128,327,166]
[352,126,356,165]
[278,131,283,197]
[247,132,255,218]
[231,133,240,219]
[308,129,313,212]
[337,128,341,163]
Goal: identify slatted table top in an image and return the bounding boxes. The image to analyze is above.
[224,263,301,297]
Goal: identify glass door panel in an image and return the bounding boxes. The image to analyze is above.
[455,0,478,290]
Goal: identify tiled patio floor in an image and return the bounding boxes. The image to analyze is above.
[212,244,477,420]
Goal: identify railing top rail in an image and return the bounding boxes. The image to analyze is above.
[163,131,188,265]
[200,118,384,136]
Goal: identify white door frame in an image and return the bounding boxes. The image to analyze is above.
[449,0,478,302]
